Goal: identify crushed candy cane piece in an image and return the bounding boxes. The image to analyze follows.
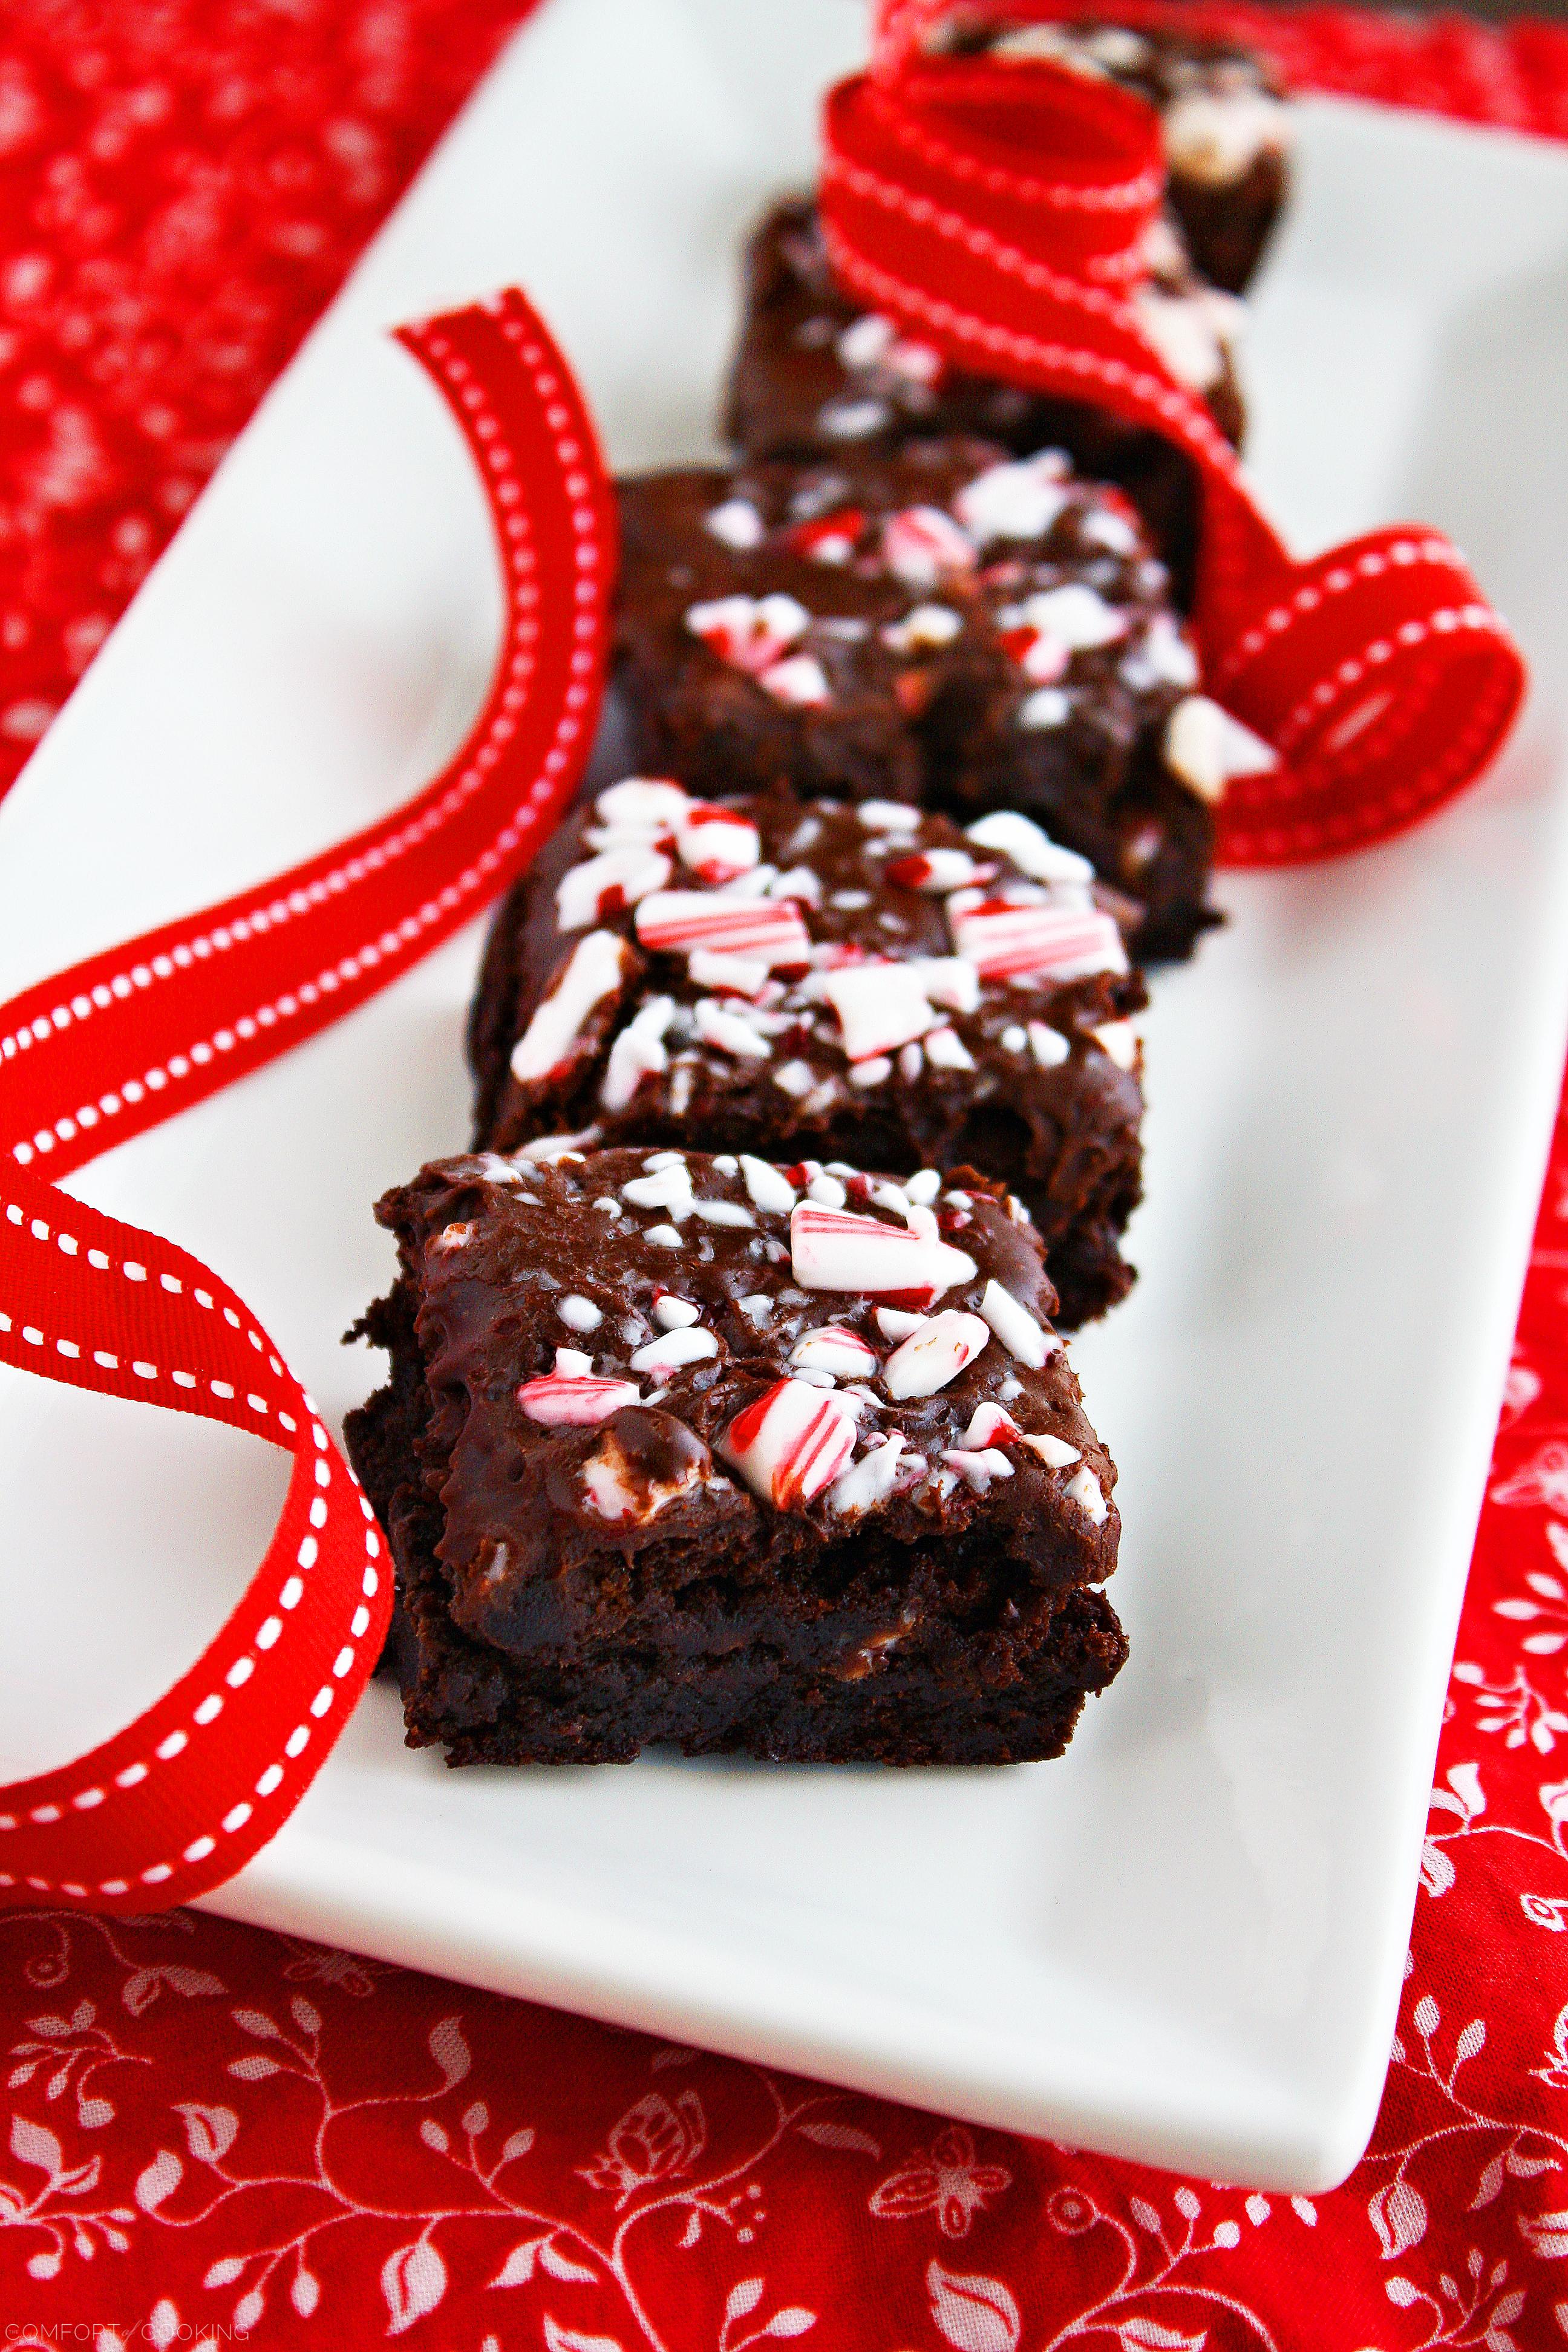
[558,1295,603,1333]
[856,799,921,832]
[1094,1021,1139,1071]
[677,804,760,883]
[686,591,809,674]
[950,898,1126,983]
[978,1277,1056,1368]
[941,1446,1014,1491]
[787,507,865,564]
[1022,1432,1082,1468]
[883,1310,990,1399]
[704,497,764,550]
[792,1202,976,1299]
[955,452,1071,544]
[653,1294,701,1330]
[964,811,1094,886]
[595,777,691,833]
[792,1324,879,1379]
[694,998,771,1059]
[739,1155,797,1214]
[629,1325,720,1376]
[556,844,671,933]
[1064,1464,1108,1524]
[960,1402,1022,1449]
[1028,1021,1070,1069]
[759,652,831,708]
[885,848,994,893]
[635,892,811,966]
[820,961,937,1060]
[1004,583,1126,650]
[881,504,976,588]
[719,1378,858,1511]
[515,1126,601,1163]
[877,1305,929,1341]
[1164,694,1280,803]
[924,1026,976,1073]
[829,1432,906,1515]
[881,602,964,653]
[518,1361,641,1426]
[687,947,768,998]
[509,930,632,1088]
[600,998,676,1113]
[622,1162,695,1218]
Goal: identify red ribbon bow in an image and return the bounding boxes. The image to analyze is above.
[823,1,1526,863]
[0,292,613,1912]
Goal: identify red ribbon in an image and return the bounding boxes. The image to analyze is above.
[0,290,614,1912]
[824,1,1526,864]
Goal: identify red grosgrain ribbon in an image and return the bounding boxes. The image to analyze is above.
[0,289,615,1913]
[825,7,1526,864]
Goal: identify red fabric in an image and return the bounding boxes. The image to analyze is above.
[0,288,613,1914]
[4,4,1568,2345]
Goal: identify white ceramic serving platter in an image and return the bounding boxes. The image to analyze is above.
[2,0,1568,2192]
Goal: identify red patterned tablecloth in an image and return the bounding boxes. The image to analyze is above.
[5,5,1568,2345]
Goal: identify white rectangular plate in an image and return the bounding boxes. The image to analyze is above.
[3,0,1568,2190]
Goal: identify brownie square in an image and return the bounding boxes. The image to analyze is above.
[615,439,1232,961]
[931,14,1292,296]
[722,197,1244,607]
[345,1145,1128,1766]
[468,782,1145,1327]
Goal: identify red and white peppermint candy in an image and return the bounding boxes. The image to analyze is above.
[881,504,976,589]
[791,1201,976,1300]
[786,508,866,564]
[978,1278,1056,1369]
[677,803,761,883]
[954,452,1071,545]
[518,1348,641,1427]
[686,592,809,675]
[759,652,832,708]
[791,1324,880,1379]
[941,1446,1014,1491]
[1000,625,1071,685]
[509,930,632,1088]
[959,1400,1023,1449]
[948,898,1126,983]
[1002,583,1127,651]
[883,1310,991,1399]
[635,892,812,967]
[828,1430,907,1515]
[556,843,671,933]
[964,810,1094,886]
[599,997,676,1114]
[819,960,936,1061]
[1163,694,1279,805]
[884,848,995,893]
[719,1378,858,1511]
[594,777,691,834]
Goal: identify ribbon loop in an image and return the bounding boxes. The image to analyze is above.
[0,289,614,1912]
[823,28,1526,864]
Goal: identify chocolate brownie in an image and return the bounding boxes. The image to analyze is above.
[930,13,1292,295]
[345,1145,1128,1766]
[614,440,1261,960]
[722,197,1243,604]
[468,780,1145,1327]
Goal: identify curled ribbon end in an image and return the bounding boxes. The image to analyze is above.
[1207,526,1529,868]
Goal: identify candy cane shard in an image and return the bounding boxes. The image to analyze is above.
[518,1356,642,1426]
[1021,1431,1082,1468]
[941,1446,1014,1491]
[687,592,809,674]
[954,452,1072,544]
[1064,1464,1109,1524]
[509,930,633,1086]
[820,960,938,1060]
[829,1431,906,1515]
[959,1401,1023,1449]
[719,1378,859,1511]
[628,1326,720,1377]
[556,844,671,933]
[881,503,976,587]
[740,1155,797,1214]
[884,848,995,893]
[791,1324,880,1378]
[978,1278,1058,1368]
[693,998,771,1059]
[634,892,812,967]
[791,1201,976,1299]
[963,810,1095,886]
[1163,693,1280,804]
[882,1310,991,1399]
[948,898,1126,982]
[600,997,677,1114]
[678,805,761,883]
[595,777,693,833]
